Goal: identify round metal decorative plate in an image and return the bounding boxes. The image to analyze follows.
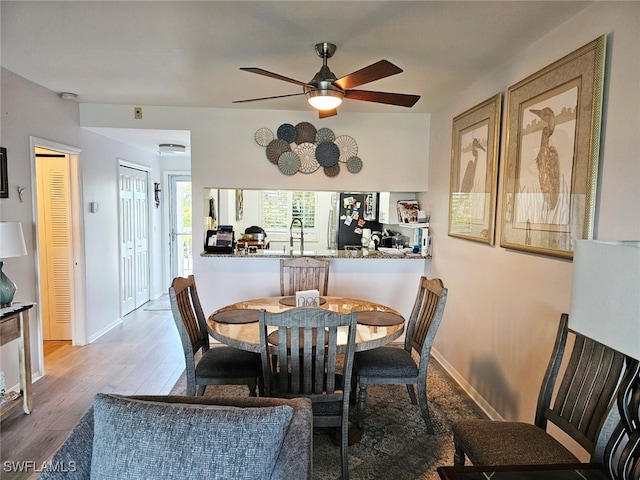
[295,143,320,174]
[277,123,297,143]
[346,156,363,173]
[295,122,317,144]
[334,135,358,162]
[316,127,335,144]
[266,139,291,164]
[324,163,340,177]
[277,151,301,176]
[315,141,340,167]
[254,127,274,147]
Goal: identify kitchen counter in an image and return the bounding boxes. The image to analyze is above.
[201,248,429,259]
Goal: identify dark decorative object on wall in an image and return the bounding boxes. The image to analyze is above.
[257,123,362,176]
[0,147,8,199]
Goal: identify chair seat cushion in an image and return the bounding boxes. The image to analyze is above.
[90,394,294,480]
[354,346,418,378]
[197,346,261,378]
[452,419,580,465]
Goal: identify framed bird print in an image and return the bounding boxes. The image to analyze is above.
[500,35,606,259]
[448,94,502,244]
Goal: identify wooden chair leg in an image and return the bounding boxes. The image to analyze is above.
[357,383,368,428]
[341,419,350,480]
[417,381,434,434]
[196,384,206,396]
[248,378,257,397]
[406,383,418,405]
[453,436,466,465]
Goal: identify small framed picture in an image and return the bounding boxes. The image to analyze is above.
[0,147,8,198]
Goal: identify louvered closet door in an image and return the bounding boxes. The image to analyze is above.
[119,166,150,316]
[36,154,73,340]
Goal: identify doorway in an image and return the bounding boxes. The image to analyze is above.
[118,164,151,316]
[168,175,192,279]
[30,136,87,365]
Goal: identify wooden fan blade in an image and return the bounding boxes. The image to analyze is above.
[333,60,403,90]
[240,67,308,86]
[344,89,420,107]
[232,92,306,104]
[318,108,338,119]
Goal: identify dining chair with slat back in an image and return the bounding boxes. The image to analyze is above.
[353,276,448,434]
[599,356,640,480]
[259,307,357,480]
[280,257,329,296]
[451,312,627,467]
[169,275,262,396]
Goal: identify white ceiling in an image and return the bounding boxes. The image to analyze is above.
[1,1,592,154]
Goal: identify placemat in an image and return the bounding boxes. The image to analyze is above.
[212,309,260,324]
[357,311,405,326]
[279,296,327,306]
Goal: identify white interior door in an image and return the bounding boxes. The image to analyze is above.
[35,149,73,340]
[119,165,150,315]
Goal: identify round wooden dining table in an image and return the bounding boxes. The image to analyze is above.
[207,296,405,353]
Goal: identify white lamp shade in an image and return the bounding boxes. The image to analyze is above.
[306,90,343,110]
[569,240,640,360]
[0,222,28,258]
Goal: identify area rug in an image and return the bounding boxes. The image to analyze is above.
[143,294,171,311]
[170,359,483,480]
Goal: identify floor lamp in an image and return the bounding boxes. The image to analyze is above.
[569,240,640,479]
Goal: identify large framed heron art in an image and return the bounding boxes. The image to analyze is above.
[500,35,606,259]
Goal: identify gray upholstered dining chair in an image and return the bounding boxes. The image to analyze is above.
[353,276,447,433]
[169,275,262,396]
[259,307,358,480]
[280,257,329,296]
[451,313,627,467]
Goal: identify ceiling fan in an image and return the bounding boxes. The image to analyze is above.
[233,42,420,118]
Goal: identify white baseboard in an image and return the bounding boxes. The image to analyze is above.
[87,318,123,344]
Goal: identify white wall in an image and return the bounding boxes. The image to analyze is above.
[79,129,164,341]
[423,1,640,454]
[0,68,165,387]
[1,68,82,388]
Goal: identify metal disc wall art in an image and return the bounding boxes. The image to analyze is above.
[278,151,301,176]
[266,138,291,164]
[295,122,317,144]
[277,123,297,143]
[254,127,274,146]
[295,143,320,174]
[334,135,358,162]
[255,123,363,176]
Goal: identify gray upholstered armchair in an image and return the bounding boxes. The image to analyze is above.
[38,394,313,480]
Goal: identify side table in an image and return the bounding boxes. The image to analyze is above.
[0,302,35,420]
[437,463,610,480]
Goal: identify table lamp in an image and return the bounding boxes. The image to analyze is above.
[569,240,640,360]
[0,222,28,307]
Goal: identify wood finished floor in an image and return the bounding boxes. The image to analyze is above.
[0,298,183,480]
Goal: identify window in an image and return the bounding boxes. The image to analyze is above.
[261,191,317,240]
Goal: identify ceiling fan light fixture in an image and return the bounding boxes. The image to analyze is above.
[158,143,186,154]
[306,89,344,111]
